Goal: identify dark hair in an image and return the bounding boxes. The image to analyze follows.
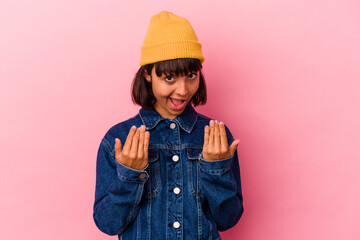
[131,58,207,109]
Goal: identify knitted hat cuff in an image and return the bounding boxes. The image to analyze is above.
[140,40,204,66]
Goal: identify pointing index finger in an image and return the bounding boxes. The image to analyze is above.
[219,121,228,151]
[123,125,137,152]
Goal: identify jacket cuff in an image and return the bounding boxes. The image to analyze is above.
[115,160,149,183]
[199,153,233,175]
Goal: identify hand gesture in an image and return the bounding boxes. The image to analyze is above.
[202,120,240,161]
[114,125,150,170]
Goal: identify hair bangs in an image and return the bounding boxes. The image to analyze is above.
[154,58,202,77]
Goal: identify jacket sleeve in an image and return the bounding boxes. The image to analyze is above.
[199,127,244,231]
[93,136,148,235]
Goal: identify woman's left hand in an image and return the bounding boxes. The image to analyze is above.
[202,120,240,161]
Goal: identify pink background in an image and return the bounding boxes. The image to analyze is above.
[1,0,359,239]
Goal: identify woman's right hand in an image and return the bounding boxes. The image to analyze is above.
[114,125,150,170]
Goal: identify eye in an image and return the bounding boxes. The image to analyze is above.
[188,72,198,79]
[164,75,174,82]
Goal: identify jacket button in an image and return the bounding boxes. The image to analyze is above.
[173,187,181,194]
[170,123,176,129]
[172,155,179,162]
[173,221,180,228]
[139,173,146,179]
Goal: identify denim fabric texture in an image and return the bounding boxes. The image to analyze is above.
[93,103,244,240]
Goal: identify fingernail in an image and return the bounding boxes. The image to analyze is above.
[210,120,214,126]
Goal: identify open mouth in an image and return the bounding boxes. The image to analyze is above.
[170,98,185,106]
[169,97,186,110]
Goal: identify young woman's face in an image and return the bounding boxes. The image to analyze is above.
[145,66,200,119]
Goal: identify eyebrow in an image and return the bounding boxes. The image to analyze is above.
[162,71,198,76]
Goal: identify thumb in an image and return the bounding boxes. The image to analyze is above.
[115,138,122,153]
[228,139,240,156]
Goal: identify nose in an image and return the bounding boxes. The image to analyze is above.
[175,78,188,96]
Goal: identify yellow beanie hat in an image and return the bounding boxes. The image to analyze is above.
[140,11,204,66]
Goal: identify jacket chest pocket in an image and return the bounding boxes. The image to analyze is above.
[187,148,204,197]
[144,148,161,198]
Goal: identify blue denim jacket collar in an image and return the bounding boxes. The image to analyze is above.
[139,103,198,134]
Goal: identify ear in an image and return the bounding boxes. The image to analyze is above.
[144,69,151,83]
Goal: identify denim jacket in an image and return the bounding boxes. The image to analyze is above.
[93,103,244,240]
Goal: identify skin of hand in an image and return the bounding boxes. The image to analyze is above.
[202,120,240,161]
[114,125,150,170]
